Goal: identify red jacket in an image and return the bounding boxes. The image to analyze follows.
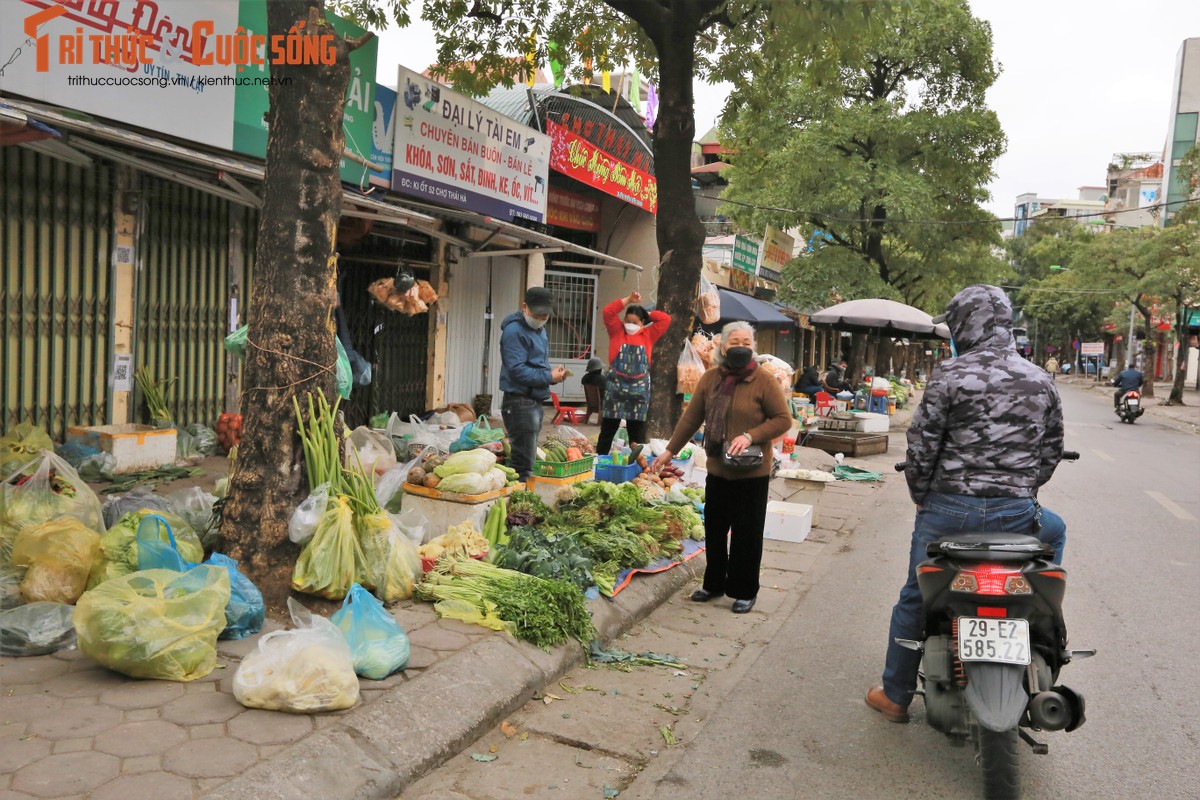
[603,298,671,364]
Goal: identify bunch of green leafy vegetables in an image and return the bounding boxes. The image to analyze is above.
[505,490,553,527]
[494,526,594,592]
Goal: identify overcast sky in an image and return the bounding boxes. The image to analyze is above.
[376,2,1200,219]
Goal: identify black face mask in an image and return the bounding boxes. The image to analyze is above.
[724,346,753,370]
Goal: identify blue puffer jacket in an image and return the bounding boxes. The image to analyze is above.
[499,312,553,401]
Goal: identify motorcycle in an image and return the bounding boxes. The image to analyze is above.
[893,452,1093,799]
[1114,390,1144,424]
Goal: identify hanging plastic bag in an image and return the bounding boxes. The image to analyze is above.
[356,513,421,603]
[11,518,101,604]
[88,509,203,589]
[288,483,330,545]
[102,488,174,529]
[184,424,219,456]
[331,583,410,679]
[677,339,706,395]
[335,337,353,400]
[224,324,248,358]
[165,487,218,550]
[233,597,360,713]
[345,426,396,474]
[0,564,24,609]
[0,601,77,656]
[1,451,104,564]
[75,565,231,681]
[697,273,721,325]
[1,422,55,478]
[292,496,364,600]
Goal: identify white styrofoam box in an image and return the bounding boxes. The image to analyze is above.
[401,493,498,543]
[853,412,890,434]
[67,424,176,474]
[763,501,813,543]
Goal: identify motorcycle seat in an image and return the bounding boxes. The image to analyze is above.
[926,532,1054,562]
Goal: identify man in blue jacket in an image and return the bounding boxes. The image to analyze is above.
[500,287,566,480]
[1111,365,1144,408]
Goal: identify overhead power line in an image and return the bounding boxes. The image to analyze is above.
[715,197,1196,226]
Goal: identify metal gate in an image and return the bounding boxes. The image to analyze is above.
[135,176,241,427]
[1,147,113,440]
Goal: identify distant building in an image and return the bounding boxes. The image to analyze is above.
[1016,188,1107,232]
[1104,155,1164,229]
[1160,37,1200,227]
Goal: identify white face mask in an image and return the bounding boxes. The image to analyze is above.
[524,314,547,330]
[623,322,642,335]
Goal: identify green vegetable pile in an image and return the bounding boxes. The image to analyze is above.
[494,526,594,592]
[416,556,595,650]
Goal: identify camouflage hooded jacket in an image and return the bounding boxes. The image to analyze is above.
[905,285,1064,505]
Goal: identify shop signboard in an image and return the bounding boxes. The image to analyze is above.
[546,118,657,213]
[758,225,795,273]
[391,65,550,222]
[547,186,600,231]
[732,235,759,274]
[1080,342,1104,356]
[369,83,397,187]
[0,0,376,183]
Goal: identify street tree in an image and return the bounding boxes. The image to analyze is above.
[221,0,372,609]
[720,0,1006,313]
[1006,218,1094,284]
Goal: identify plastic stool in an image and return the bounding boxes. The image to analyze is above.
[868,392,890,414]
[814,391,836,417]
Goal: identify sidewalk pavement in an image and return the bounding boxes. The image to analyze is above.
[1057,375,1200,434]
[0,405,908,800]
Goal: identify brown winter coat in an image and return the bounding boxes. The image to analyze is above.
[666,366,792,480]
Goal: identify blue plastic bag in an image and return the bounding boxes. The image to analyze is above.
[135,515,265,640]
[330,583,410,679]
[449,422,478,453]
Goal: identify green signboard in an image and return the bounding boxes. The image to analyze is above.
[732,235,760,274]
[233,2,377,184]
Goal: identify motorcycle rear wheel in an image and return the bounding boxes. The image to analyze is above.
[979,727,1020,799]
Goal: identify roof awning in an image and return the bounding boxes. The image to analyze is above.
[385,197,645,272]
[710,287,793,328]
[0,103,61,146]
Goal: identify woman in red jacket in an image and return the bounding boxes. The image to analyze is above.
[597,291,671,454]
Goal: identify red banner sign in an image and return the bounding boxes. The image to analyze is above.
[547,119,657,213]
[547,186,600,232]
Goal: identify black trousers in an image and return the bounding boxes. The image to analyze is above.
[701,473,771,600]
[597,417,648,455]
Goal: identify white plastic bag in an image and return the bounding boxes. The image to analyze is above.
[391,507,429,547]
[387,413,456,454]
[697,274,721,325]
[288,484,330,545]
[346,426,397,474]
[677,339,706,394]
[232,597,360,713]
[374,446,437,513]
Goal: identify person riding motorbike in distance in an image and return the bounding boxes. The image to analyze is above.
[1110,364,1144,408]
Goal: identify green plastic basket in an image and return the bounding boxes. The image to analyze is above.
[533,455,596,478]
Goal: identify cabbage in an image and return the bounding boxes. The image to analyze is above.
[434,472,492,495]
[88,510,203,589]
[433,449,497,478]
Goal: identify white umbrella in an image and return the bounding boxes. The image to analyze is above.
[810,298,951,339]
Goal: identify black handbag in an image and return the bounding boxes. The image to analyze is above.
[721,441,764,470]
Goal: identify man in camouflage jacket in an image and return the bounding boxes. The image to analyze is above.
[865,285,1067,724]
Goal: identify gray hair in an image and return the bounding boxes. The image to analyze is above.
[712,321,756,365]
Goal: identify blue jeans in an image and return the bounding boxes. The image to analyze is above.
[881,494,1066,708]
[500,396,543,481]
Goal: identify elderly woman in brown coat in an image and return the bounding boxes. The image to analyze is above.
[652,322,792,613]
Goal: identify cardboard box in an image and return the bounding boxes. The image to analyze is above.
[763,501,813,543]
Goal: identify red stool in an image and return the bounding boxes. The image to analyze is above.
[815,391,836,417]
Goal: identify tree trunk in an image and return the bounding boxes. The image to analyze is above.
[220,0,353,613]
[645,21,707,438]
[875,336,893,378]
[1169,302,1190,405]
[847,332,868,389]
[1139,310,1156,399]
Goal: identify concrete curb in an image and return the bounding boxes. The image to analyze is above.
[204,553,706,800]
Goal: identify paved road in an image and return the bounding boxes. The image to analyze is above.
[628,382,1199,800]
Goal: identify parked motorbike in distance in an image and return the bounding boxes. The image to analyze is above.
[1115,391,1144,424]
[893,451,1093,799]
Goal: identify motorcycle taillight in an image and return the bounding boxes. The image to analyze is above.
[951,563,1025,596]
[1126,391,1140,399]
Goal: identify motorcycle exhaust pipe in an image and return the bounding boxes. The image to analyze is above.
[1028,690,1072,731]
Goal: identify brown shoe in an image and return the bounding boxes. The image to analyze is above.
[865,686,910,723]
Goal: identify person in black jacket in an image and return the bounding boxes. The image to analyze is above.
[793,365,823,396]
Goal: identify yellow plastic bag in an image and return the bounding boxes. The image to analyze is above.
[233,598,360,713]
[74,566,231,682]
[433,597,515,636]
[356,512,421,603]
[292,496,364,600]
[10,518,101,604]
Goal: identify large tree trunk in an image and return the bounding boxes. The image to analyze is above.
[644,17,707,438]
[220,0,354,613]
[1168,302,1191,405]
[847,332,868,388]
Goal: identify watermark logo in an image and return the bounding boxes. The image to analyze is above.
[21,5,337,74]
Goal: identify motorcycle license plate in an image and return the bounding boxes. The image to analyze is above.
[958,618,1030,665]
[1127,399,1139,406]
